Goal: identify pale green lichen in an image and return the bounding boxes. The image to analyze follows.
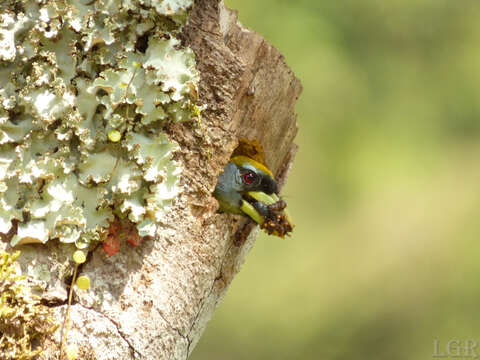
[0,0,199,248]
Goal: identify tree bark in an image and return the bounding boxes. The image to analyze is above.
[2,1,301,359]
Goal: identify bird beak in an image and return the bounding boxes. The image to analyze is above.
[240,199,265,225]
[240,191,294,238]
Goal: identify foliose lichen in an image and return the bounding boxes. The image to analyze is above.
[0,0,199,248]
[0,250,57,358]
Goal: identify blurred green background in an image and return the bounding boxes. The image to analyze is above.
[192,1,480,359]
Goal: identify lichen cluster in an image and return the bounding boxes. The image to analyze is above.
[0,251,57,359]
[0,0,199,248]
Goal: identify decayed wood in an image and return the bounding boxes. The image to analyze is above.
[3,1,301,359]
[181,0,301,181]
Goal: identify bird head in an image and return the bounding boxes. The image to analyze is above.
[214,156,293,237]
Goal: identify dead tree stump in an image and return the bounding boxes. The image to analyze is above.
[1,1,301,359]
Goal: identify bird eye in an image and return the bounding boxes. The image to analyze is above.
[243,171,256,184]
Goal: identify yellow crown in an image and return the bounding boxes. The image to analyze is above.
[230,156,274,178]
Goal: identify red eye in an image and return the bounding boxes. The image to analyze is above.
[243,171,256,184]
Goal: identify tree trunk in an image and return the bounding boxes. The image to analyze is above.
[1,0,301,359]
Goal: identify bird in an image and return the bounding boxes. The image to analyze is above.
[213,155,293,237]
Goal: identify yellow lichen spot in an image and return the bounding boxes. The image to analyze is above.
[72,250,86,264]
[192,104,201,124]
[76,275,90,290]
[108,129,122,142]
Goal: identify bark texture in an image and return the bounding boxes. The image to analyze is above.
[2,1,301,359]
